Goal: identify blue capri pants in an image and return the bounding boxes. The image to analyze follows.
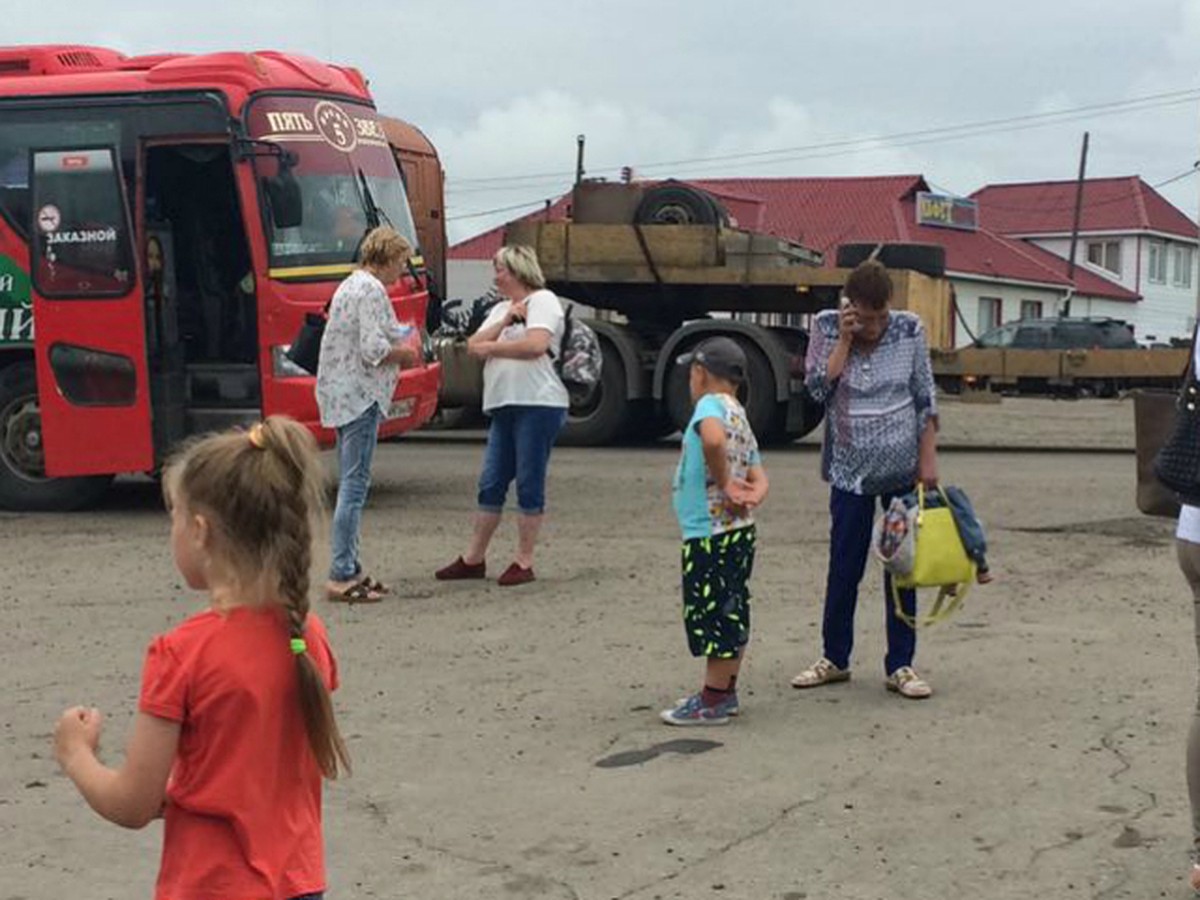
[477,405,567,515]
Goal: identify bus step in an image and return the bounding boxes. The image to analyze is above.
[185,407,262,435]
[185,364,261,407]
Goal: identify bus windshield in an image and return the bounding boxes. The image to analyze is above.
[246,96,417,271]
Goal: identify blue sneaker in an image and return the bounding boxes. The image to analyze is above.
[674,692,739,716]
[660,692,736,726]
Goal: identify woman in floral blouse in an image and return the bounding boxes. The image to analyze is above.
[790,259,940,699]
[316,226,419,603]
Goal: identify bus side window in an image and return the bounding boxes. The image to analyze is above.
[0,151,29,237]
[30,148,135,299]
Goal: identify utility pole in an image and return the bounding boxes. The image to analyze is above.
[1063,131,1089,318]
[575,134,586,186]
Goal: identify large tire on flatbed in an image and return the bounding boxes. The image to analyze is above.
[836,242,946,278]
[559,339,630,446]
[0,362,112,511]
[634,183,727,226]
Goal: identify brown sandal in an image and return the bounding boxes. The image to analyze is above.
[325,579,385,604]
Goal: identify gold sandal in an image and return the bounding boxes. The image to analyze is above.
[886,666,932,699]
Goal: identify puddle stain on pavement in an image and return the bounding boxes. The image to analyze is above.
[595,739,722,768]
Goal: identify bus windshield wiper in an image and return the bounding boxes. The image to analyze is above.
[356,168,392,230]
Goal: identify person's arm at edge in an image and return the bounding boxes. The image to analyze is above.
[55,709,179,829]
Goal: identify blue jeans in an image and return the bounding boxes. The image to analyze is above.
[290,894,323,900]
[330,403,383,581]
[822,486,918,675]
[477,406,567,515]
[943,485,988,569]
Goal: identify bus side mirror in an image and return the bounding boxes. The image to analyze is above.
[264,167,302,230]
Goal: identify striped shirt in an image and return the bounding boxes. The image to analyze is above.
[805,309,937,496]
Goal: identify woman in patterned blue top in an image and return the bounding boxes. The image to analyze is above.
[790,260,940,700]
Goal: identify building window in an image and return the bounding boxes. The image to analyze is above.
[1173,244,1194,289]
[1086,240,1121,275]
[1020,299,1043,319]
[1148,240,1167,283]
[978,296,1002,335]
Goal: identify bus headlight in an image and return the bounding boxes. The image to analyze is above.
[272,345,312,378]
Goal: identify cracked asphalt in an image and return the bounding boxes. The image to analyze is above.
[2,398,1194,899]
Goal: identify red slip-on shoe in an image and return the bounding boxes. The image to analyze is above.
[497,562,535,586]
[435,556,487,581]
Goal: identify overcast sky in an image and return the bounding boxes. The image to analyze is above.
[8,0,1200,243]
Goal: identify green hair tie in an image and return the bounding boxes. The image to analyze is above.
[290,638,308,655]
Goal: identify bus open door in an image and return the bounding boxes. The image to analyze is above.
[28,146,153,485]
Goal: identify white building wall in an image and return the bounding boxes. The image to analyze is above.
[1028,234,1198,342]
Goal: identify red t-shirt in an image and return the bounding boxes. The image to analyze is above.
[138,606,339,900]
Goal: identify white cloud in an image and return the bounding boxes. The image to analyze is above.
[4,1,1196,239]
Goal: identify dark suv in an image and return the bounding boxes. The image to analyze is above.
[976,317,1137,350]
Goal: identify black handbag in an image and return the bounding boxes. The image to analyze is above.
[1152,338,1200,504]
[286,306,329,376]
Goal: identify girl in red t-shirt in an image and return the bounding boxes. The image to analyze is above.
[53,416,349,900]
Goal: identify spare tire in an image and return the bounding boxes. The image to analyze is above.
[635,183,723,226]
[835,242,946,278]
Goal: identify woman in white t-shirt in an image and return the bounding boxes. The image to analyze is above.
[435,246,568,587]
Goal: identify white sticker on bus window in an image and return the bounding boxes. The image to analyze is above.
[46,228,117,245]
[37,205,61,233]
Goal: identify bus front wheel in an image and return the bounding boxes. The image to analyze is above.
[0,362,112,511]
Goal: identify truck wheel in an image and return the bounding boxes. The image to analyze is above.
[628,400,678,441]
[0,362,112,511]
[634,183,722,226]
[666,339,783,441]
[835,242,946,278]
[559,340,629,446]
[735,340,787,442]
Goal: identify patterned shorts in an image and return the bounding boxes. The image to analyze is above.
[680,525,756,659]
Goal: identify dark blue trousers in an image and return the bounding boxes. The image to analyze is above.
[822,486,917,675]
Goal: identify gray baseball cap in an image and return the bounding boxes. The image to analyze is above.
[676,337,747,383]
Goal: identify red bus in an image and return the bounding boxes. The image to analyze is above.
[0,45,440,510]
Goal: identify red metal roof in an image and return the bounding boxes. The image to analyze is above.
[971,176,1197,239]
[450,175,1138,301]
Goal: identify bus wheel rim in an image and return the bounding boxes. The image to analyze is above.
[0,395,48,482]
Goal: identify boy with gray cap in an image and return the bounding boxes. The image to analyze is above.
[661,337,769,726]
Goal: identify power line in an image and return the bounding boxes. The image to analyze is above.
[652,96,1200,181]
[444,93,1199,196]
[446,86,1200,189]
[445,197,559,222]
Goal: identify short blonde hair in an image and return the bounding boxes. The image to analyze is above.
[359,226,411,269]
[494,245,546,290]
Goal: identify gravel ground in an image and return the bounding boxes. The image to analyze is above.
[2,396,1192,899]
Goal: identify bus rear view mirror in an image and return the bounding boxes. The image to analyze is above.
[263,169,302,229]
